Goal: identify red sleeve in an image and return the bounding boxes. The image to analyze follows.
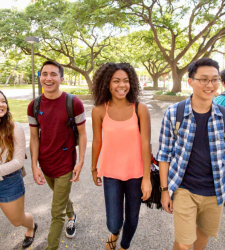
[73,97,86,126]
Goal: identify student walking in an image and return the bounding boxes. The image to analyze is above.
[27,61,87,250]
[91,62,152,250]
[0,91,37,249]
[156,57,225,250]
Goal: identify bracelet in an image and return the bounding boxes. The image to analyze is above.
[90,168,97,172]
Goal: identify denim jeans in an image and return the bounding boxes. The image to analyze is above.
[103,177,142,249]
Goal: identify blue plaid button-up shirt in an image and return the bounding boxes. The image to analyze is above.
[156,95,225,205]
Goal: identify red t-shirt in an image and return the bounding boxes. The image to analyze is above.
[27,92,86,178]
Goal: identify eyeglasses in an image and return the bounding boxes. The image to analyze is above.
[193,78,221,85]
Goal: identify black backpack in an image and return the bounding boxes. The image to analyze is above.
[174,99,225,139]
[33,93,79,146]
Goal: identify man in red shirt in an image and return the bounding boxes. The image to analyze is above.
[27,61,87,250]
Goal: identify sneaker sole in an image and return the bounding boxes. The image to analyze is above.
[66,228,76,239]
[65,215,77,239]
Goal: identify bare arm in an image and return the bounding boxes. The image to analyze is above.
[159,161,173,214]
[91,106,103,186]
[70,123,87,182]
[139,102,152,201]
[30,126,45,185]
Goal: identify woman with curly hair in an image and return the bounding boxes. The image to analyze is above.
[91,63,152,250]
[0,91,37,248]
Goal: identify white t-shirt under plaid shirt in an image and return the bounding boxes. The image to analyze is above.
[156,95,225,206]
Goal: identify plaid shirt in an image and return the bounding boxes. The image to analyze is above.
[156,95,225,205]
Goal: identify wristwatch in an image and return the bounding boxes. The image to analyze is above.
[159,186,168,192]
[90,168,97,172]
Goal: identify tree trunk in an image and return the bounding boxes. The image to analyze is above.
[152,75,159,89]
[78,74,81,86]
[19,75,21,85]
[171,65,183,93]
[74,75,76,86]
[4,61,19,87]
[82,72,92,91]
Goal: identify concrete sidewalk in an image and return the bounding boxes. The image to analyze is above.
[0,93,224,250]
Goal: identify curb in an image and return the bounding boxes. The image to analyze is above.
[76,94,92,100]
[153,94,188,101]
[144,87,168,91]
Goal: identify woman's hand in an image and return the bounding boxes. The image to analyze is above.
[141,178,152,201]
[92,170,102,186]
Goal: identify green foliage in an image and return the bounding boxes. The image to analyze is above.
[1,0,225,93]
[70,89,91,95]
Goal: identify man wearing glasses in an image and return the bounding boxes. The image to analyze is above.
[156,57,224,250]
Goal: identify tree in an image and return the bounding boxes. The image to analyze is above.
[100,0,225,92]
[0,0,118,90]
[99,30,171,88]
[129,31,171,88]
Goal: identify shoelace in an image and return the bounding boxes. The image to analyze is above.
[67,220,75,229]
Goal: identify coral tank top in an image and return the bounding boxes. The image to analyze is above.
[98,103,143,181]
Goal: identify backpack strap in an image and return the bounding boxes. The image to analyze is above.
[66,93,75,127]
[174,100,186,139]
[33,95,42,126]
[135,102,140,131]
[66,93,79,146]
[217,104,225,138]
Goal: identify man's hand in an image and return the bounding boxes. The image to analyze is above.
[161,191,173,214]
[33,167,45,185]
[70,162,83,182]
[92,170,102,186]
[141,178,152,201]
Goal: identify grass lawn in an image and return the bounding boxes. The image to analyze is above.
[1,84,89,90]
[0,84,37,89]
[8,99,30,123]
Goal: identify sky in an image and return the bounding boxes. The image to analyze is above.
[0,0,32,9]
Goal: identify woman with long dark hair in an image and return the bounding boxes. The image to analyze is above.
[0,91,37,248]
[91,63,152,250]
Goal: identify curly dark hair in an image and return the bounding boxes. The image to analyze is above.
[92,62,140,106]
[0,91,14,163]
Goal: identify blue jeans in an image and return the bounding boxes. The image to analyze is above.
[0,170,25,203]
[103,177,142,249]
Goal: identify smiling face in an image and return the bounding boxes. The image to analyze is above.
[188,66,220,101]
[40,64,64,95]
[0,93,7,118]
[109,70,130,100]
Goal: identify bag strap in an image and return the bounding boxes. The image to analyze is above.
[66,93,79,146]
[66,93,75,128]
[174,100,186,139]
[135,102,140,131]
[33,95,42,126]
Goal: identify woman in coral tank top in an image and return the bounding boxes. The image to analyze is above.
[91,63,152,250]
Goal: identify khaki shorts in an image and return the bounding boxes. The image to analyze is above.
[173,188,223,245]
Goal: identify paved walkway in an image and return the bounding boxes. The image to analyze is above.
[0,92,224,250]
